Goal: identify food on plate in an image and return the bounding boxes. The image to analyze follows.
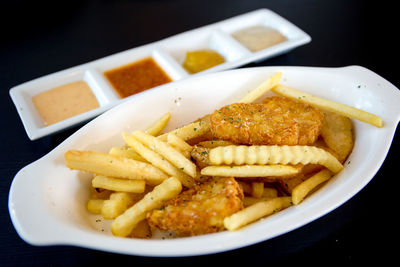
[200,164,302,177]
[209,96,323,145]
[263,96,325,144]
[87,199,104,214]
[239,72,282,103]
[250,182,264,198]
[104,57,172,99]
[166,133,193,159]
[272,84,383,127]
[122,132,196,188]
[92,175,146,193]
[145,112,172,136]
[157,115,211,142]
[32,81,99,126]
[223,197,292,231]
[65,150,168,185]
[147,177,243,236]
[102,192,136,220]
[108,146,144,161]
[65,72,383,238]
[291,169,333,205]
[190,145,212,169]
[182,49,225,74]
[231,25,287,52]
[131,130,197,179]
[320,111,354,162]
[111,177,182,237]
[208,145,343,173]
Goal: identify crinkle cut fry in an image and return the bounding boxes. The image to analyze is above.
[209,145,343,173]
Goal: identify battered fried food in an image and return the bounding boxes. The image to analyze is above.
[190,145,211,169]
[263,97,324,145]
[320,111,354,162]
[209,96,324,145]
[146,177,243,236]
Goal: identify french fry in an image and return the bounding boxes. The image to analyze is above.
[92,175,146,193]
[209,145,344,173]
[132,130,197,178]
[167,133,192,158]
[239,72,282,103]
[272,84,383,127]
[157,115,211,142]
[196,140,234,148]
[292,169,332,205]
[200,164,301,177]
[111,177,182,237]
[87,199,104,214]
[278,174,308,195]
[123,132,195,188]
[102,192,135,220]
[251,182,264,198]
[144,112,172,136]
[262,187,278,198]
[109,146,145,161]
[224,197,292,231]
[65,150,168,185]
[243,196,274,207]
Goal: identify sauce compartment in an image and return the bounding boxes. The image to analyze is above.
[10,9,311,140]
[32,81,99,126]
[162,30,250,75]
[217,10,296,51]
[11,70,109,135]
[104,57,172,99]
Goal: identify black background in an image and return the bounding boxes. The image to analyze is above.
[1,0,399,265]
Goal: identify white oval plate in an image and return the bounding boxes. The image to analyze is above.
[8,66,400,257]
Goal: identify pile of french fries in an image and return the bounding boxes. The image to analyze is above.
[65,72,382,237]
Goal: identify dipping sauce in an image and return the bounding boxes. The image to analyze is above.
[232,25,287,52]
[183,49,225,74]
[105,57,172,98]
[32,81,99,126]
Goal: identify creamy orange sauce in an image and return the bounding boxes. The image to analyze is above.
[232,25,287,52]
[32,81,99,126]
[104,57,172,98]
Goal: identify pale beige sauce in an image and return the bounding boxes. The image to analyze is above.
[232,25,287,52]
[32,81,99,126]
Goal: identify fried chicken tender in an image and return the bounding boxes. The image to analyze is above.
[146,177,243,236]
[209,96,324,145]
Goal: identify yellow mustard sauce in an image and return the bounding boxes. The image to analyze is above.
[183,49,225,74]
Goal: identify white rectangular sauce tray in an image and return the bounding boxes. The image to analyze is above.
[9,9,311,140]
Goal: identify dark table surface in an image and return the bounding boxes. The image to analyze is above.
[1,0,399,265]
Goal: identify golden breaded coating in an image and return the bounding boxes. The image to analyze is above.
[320,111,354,162]
[262,97,324,145]
[147,177,243,236]
[209,96,323,145]
[190,145,211,169]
